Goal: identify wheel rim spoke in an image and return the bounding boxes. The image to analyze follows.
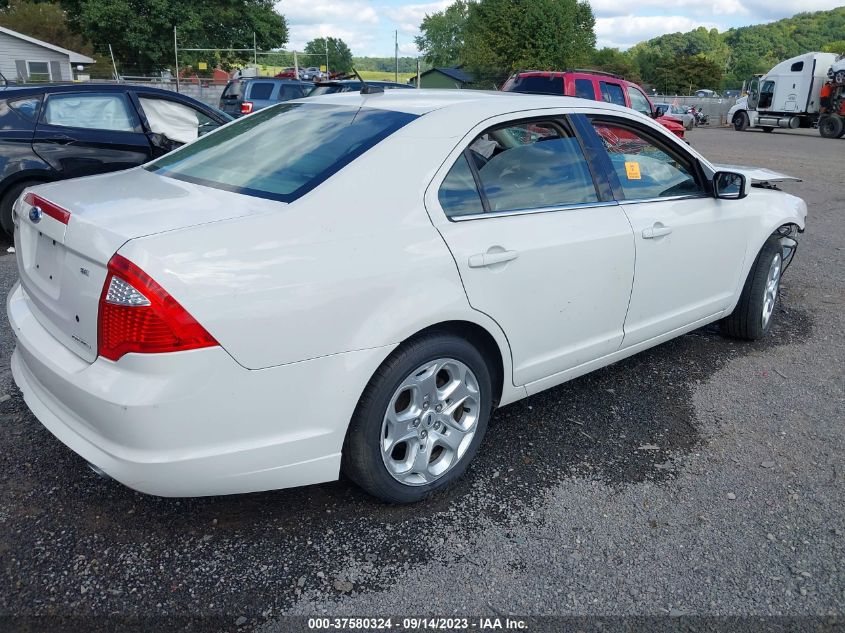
[762,254,781,328]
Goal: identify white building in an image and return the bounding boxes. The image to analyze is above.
[0,25,94,83]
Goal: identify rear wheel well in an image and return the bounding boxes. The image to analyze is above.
[402,321,505,408]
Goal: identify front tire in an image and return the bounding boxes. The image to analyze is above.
[342,332,493,503]
[720,237,783,341]
[733,112,749,131]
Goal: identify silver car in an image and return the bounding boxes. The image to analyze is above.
[656,103,695,130]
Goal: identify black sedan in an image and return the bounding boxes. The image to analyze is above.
[0,83,231,235]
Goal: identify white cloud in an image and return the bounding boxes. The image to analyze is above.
[276,0,379,25]
[595,15,724,49]
[589,0,747,18]
[383,1,453,24]
[738,0,844,18]
[286,23,377,55]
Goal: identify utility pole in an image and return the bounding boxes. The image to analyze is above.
[416,58,420,88]
[294,50,299,80]
[394,30,399,83]
[253,32,257,69]
[325,39,329,78]
[108,43,119,82]
[173,26,180,92]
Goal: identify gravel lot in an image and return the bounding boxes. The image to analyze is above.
[0,126,843,630]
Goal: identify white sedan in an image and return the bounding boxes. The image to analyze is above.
[7,90,806,503]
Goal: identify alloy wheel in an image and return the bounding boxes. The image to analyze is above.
[380,358,480,486]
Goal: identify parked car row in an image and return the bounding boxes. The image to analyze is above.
[219,77,413,117]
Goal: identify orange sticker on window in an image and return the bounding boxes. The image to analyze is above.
[625,161,641,180]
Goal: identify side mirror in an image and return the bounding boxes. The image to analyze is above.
[653,106,666,118]
[713,171,748,200]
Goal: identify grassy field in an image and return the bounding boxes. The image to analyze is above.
[254,66,416,84]
[356,71,416,83]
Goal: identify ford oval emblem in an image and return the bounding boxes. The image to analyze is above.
[29,206,42,224]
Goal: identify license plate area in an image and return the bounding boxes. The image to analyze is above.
[21,223,67,298]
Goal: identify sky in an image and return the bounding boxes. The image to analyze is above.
[275,0,845,58]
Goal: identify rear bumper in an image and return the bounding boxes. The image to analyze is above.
[7,282,393,496]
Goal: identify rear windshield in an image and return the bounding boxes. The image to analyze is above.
[222,81,243,99]
[146,103,418,203]
[505,75,564,95]
[248,82,275,100]
[308,83,351,96]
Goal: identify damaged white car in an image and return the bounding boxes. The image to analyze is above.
[7,90,807,503]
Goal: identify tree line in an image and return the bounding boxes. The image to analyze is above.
[417,2,845,92]
[1,0,843,89]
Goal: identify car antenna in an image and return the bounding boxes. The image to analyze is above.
[354,69,383,95]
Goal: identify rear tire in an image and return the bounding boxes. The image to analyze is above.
[342,332,493,503]
[1,179,44,237]
[720,237,783,341]
[819,115,843,139]
[733,112,749,131]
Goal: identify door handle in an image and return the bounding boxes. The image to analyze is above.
[44,134,76,145]
[642,225,672,239]
[468,250,519,268]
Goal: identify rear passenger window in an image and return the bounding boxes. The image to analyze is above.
[508,76,564,95]
[42,93,136,131]
[278,85,305,101]
[574,79,594,100]
[438,154,484,217]
[591,119,704,200]
[248,83,274,100]
[600,82,626,106]
[438,120,598,218]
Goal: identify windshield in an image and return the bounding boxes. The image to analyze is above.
[146,103,417,202]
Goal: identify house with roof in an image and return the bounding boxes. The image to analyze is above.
[0,25,94,83]
[410,66,475,89]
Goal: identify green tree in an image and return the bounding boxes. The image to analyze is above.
[462,0,595,87]
[414,0,470,67]
[304,36,353,74]
[652,54,722,95]
[589,47,640,83]
[822,40,845,56]
[57,0,287,73]
[0,0,88,52]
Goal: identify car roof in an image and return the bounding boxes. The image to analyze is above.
[0,82,207,100]
[241,78,311,85]
[303,88,636,116]
[314,80,410,87]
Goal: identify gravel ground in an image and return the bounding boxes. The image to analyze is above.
[0,126,843,631]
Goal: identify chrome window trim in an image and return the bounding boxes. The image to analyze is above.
[450,200,620,222]
[616,193,711,206]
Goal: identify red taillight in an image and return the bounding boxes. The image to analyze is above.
[23,192,70,225]
[240,101,254,115]
[97,254,218,361]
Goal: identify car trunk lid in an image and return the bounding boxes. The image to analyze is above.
[14,167,283,363]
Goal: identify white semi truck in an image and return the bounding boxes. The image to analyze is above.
[728,52,842,136]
